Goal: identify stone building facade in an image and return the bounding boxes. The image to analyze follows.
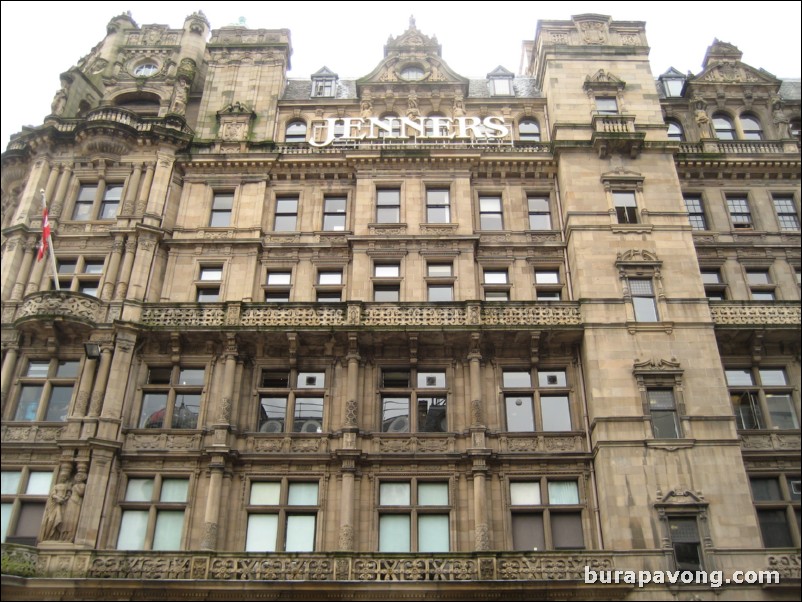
[1,11,799,601]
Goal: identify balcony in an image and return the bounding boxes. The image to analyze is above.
[14,291,107,328]
[679,139,795,155]
[709,301,801,328]
[590,114,645,159]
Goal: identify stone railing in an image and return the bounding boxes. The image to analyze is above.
[140,301,583,329]
[679,140,790,155]
[14,291,106,326]
[709,301,801,327]
[273,141,552,154]
[592,114,636,134]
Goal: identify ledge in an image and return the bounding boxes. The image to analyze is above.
[709,301,801,327]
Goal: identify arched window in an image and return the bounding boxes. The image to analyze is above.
[519,118,540,142]
[285,120,307,143]
[712,114,735,140]
[740,115,763,140]
[666,120,683,141]
[400,65,425,81]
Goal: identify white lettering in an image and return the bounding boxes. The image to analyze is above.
[457,116,483,139]
[341,118,366,140]
[483,116,510,138]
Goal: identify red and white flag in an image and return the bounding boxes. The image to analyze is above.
[37,206,50,261]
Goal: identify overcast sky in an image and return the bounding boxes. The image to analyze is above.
[2,1,800,146]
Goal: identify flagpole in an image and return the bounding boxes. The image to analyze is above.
[40,189,60,291]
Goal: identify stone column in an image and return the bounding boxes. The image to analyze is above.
[50,163,73,219]
[217,338,238,425]
[114,235,137,300]
[126,233,159,301]
[101,235,125,301]
[468,335,484,427]
[72,356,97,418]
[135,163,155,215]
[24,251,48,296]
[88,344,114,418]
[0,345,19,414]
[122,163,142,215]
[338,458,357,550]
[96,330,137,441]
[201,456,226,550]
[10,239,37,300]
[338,333,360,550]
[144,152,175,223]
[472,460,490,551]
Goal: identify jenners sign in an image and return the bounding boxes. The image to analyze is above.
[310,116,511,147]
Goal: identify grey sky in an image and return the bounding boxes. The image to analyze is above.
[2,1,800,146]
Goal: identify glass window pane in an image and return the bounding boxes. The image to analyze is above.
[44,385,72,422]
[274,215,297,231]
[548,481,579,505]
[510,482,541,506]
[504,371,532,388]
[418,483,448,506]
[26,472,54,495]
[276,199,297,213]
[379,515,410,552]
[140,392,168,428]
[732,392,764,430]
[485,291,509,301]
[512,513,545,551]
[56,360,80,378]
[160,479,188,503]
[552,513,585,549]
[418,397,447,433]
[484,271,508,284]
[376,207,400,223]
[259,397,287,433]
[725,369,754,387]
[535,271,560,284]
[288,482,319,506]
[633,297,659,322]
[383,370,411,388]
[199,268,222,281]
[323,214,346,231]
[759,369,788,386]
[172,394,199,428]
[267,273,292,286]
[541,396,571,431]
[427,264,452,277]
[377,190,400,205]
[250,482,281,505]
[506,396,535,432]
[382,397,410,432]
[125,478,154,502]
[148,368,172,384]
[417,372,446,388]
[479,197,501,212]
[15,385,43,421]
[246,514,278,551]
[14,502,45,540]
[212,194,233,210]
[27,361,50,377]
[117,510,148,549]
[152,510,185,550]
[538,370,567,387]
[652,411,681,439]
[757,510,793,548]
[428,285,453,301]
[480,214,503,230]
[380,482,410,506]
[297,372,325,388]
[1,503,12,543]
[750,478,782,501]
[1,472,21,495]
[285,514,316,552]
[374,287,399,301]
[324,198,346,213]
[418,514,449,552]
[318,272,342,285]
[375,265,400,278]
[294,399,323,432]
[766,394,799,429]
[177,368,204,386]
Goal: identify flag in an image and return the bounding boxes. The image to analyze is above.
[37,206,50,261]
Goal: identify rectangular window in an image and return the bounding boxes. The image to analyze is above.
[138,366,204,429]
[773,195,800,231]
[528,196,552,230]
[428,285,453,302]
[727,197,753,229]
[503,368,571,433]
[13,359,79,422]
[701,269,726,300]
[726,367,798,430]
[378,481,449,552]
[614,191,638,224]
[57,257,104,296]
[596,97,618,114]
[746,270,776,301]
[426,189,450,223]
[274,197,299,231]
[648,389,682,438]
[257,368,326,433]
[380,368,448,433]
[313,79,335,97]
[264,271,292,302]
[117,477,189,551]
[322,196,347,231]
[247,481,319,552]
[375,264,400,278]
[374,286,400,302]
[479,196,503,230]
[491,79,512,96]
[484,270,508,284]
[1,469,53,545]
[209,192,233,227]
[668,517,703,571]
[510,480,584,551]
[199,266,222,281]
[535,270,562,300]
[99,185,122,220]
[684,195,707,230]
[427,264,452,278]
[483,268,510,300]
[318,271,342,285]
[373,263,401,301]
[629,279,658,322]
[377,189,401,223]
[750,476,798,548]
[72,185,97,220]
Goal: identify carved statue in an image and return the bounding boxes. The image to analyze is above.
[170,78,189,115]
[41,468,71,540]
[360,99,372,119]
[50,82,69,116]
[60,467,87,542]
[452,96,466,118]
[771,95,790,138]
[406,94,419,119]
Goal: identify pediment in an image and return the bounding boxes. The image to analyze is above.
[689,61,780,87]
[358,19,468,89]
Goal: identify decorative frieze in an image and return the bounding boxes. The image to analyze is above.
[741,432,801,451]
[16,291,106,325]
[710,302,801,326]
[124,432,203,451]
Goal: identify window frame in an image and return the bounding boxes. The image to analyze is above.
[264,269,293,302]
[683,194,708,231]
[246,479,321,552]
[377,479,451,553]
[209,192,234,228]
[745,268,776,301]
[726,366,798,431]
[772,194,800,231]
[137,365,206,430]
[749,474,801,548]
[509,478,585,551]
[116,475,190,551]
[322,196,348,232]
[1,468,54,545]
[740,114,763,140]
[726,196,754,230]
[629,278,659,322]
[56,256,105,297]
[12,358,80,422]
[70,183,124,221]
[379,367,449,434]
[666,120,684,141]
[700,268,727,300]
[478,194,504,231]
[425,188,451,224]
[518,118,541,142]
[613,191,638,225]
[274,196,299,232]
[376,188,401,224]
[285,120,308,143]
[527,194,552,230]
[256,368,327,434]
[713,114,736,140]
[534,268,563,301]
[502,366,573,433]
[425,262,455,302]
[595,97,619,115]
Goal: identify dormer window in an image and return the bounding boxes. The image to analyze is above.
[311,67,338,98]
[658,68,686,98]
[488,66,514,97]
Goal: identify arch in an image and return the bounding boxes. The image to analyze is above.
[666,120,683,141]
[113,91,162,116]
[712,113,735,140]
[285,120,307,143]
[519,118,541,142]
[740,114,763,140]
